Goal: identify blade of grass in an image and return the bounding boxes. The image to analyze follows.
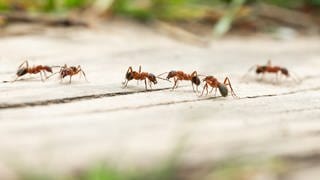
[213,0,246,38]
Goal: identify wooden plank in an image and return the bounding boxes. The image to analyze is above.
[0,23,320,178]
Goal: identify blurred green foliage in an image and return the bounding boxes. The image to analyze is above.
[0,0,319,16]
[0,0,90,12]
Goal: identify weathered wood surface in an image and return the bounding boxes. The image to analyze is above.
[1,22,320,179]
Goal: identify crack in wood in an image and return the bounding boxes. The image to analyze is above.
[1,86,320,111]
[0,87,172,110]
[277,107,320,114]
[87,86,320,113]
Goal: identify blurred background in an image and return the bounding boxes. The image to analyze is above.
[0,0,319,38]
[1,1,320,180]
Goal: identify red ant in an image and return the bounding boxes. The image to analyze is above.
[59,64,88,83]
[11,60,54,82]
[243,60,300,82]
[164,71,201,92]
[122,66,164,90]
[200,76,238,98]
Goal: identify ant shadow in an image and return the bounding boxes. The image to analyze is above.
[2,77,39,83]
[240,75,301,87]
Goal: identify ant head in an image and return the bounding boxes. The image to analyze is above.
[125,67,134,80]
[166,71,176,79]
[218,84,228,97]
[16,68,27,77]
[191,71,198,77]
[191,71,200,86]
[256,66,266,74]
[192,76,201,86]
[148,73,158,84]
[126,71,134,80]
[47,67,53,73]
[281,68,289,76]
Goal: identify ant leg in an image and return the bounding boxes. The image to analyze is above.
[148,80,152,89]
[43,71,48,80]
[214,87,217,97]
[275,73,279,84]
[200,83,208,97]
[205,85,209,95]
[69,76,72,84]
[40,71,44,82]
[80,70,88,82]
[122,80,128,88]
[196,85,199,93]
[223,77,238,98]
[192,82,195,92]
[172,79,178,90]
[259,73,265,81]
[209,87,214,93]
[174,79,179,88]
[139,65,141,73]
[144,79,148,90]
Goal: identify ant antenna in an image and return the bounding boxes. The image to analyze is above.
[156,76,171,82]
[46,72,60,80]
[156,72,171,82]
[50,65,62,68]
[157,72,169,77]
[241,65,257,80]
[289,71,302,84]
[197,74,207,77]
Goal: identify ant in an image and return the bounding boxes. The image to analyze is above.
[59,64,88,83]
[122,66,162,90]
[10,60,54,82]
[164,70,201,92]
[243,60,300,83]
[200,76,238,98]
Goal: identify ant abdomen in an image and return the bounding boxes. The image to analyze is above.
[218,84,228,97]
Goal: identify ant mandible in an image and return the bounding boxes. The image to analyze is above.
[122,66,159,90]
[200,76,238,98]
[243,60,300,82]
[59,64,88,83]
[165,70,201,92]
[13,60,54,82]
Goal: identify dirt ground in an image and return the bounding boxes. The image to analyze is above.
[0,22,320,179]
